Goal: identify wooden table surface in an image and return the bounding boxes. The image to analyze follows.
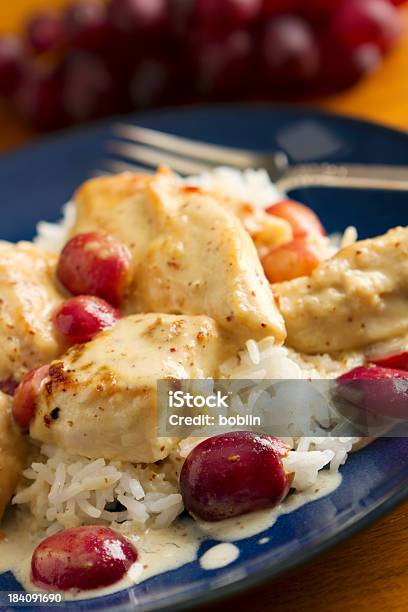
[2,3,408,611]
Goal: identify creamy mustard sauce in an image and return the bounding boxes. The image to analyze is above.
[0,471,341,599]
[199,543,240,570]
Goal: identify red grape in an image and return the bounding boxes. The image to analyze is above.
[31,526,138,591]
[194,28,254,95]
[261,0,302,16]
[64,1,111,52]
[57,232,132,306]
[167,0,196,37]
[352,42,383,73]
[180,432,291,521]
[195,0,262,26]
[333,0,402,53]
[262,237,323,283]
[315,28,382,94]
[26,12,65,54]
[13,365,50,429]
[371,350,408,370]
[53,295,122,344]
[0,378,18,396]
[303,0,342,14]
[337,365,408,420]
[299,0,343,26]
[15,63,67,130]
[109,0,168,33]
[0,36,23,97]
[62,52,118,122]
[130,56,173,107]
[261,16,320,87]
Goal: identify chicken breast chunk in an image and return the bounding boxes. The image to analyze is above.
[71,172,161,272]
[0,392,27,521]
[30,314,230,463]
[0,242,64,384]
[275,227,408,353]
[71,170,286,346]
[130,180,286,344]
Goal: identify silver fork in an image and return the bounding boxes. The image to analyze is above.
[102,122,408,192]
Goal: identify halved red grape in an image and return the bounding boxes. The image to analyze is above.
[371,351,408,370]
[261,16,320,87]
[0,36,24,97]
[53,295,121,345]
[180,432,292,521]
[337,365,408,420]
[0,378,18,397]
[31,526,138,591]
[333,0,402,53]
[26,12,65,54]
[262,237,323,283]
[57,232,132,306]
[13,365,50,429]
[267,199,326,238]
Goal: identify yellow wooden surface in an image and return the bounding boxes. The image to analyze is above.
[2,3,408,611]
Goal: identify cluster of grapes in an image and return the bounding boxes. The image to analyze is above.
[0,0,404,131]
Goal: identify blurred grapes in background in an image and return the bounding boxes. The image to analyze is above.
[0,0,405,131]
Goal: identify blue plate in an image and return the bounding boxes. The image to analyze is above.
[1,105,408,611]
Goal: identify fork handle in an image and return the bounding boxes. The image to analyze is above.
[276,163,408,193]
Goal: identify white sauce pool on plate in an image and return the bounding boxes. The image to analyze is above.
[199,543,240,570]
[196,471,341,542]
[0,470,341,599]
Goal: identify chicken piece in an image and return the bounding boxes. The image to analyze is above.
[131,183,286,344]
[0,392,28,521]
[71,170,286,346]
[30,314,231,463]
[71,172,164,272]
[0,242,64,383]
[275,227,408,354]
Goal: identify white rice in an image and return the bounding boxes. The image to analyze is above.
[183,166,282,208]
[221,336,360,474]
[34,202,76,252]
[13,443,184,536]
[19,166,360,534]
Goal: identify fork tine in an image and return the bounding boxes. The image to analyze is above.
[108,141,212,176]
[113,123,263,169]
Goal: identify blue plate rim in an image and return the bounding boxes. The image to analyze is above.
[2,103,408,610]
